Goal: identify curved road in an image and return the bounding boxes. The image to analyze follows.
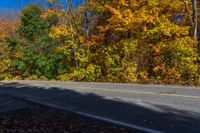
[0,81,200,133]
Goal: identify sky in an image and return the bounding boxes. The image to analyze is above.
[0,0,83,11]
[0,0,83,18]
[0,0,41,10]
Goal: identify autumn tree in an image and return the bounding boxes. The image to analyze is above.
[0,16,19,80]
[81,0,198,84]
[1,1,199,85]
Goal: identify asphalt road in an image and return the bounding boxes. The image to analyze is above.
[0,81,200,133]
[0,94,135,133]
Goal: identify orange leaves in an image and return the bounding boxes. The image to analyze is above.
[153,45,161,54]
[71,0,199,84]
[0,19,18,42]
[105,5,121,17]
[0,0,198,84]
[84,34,105,46]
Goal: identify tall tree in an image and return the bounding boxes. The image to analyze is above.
[18,4,48,41]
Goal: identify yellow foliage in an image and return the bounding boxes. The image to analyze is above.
[49,24,73,39]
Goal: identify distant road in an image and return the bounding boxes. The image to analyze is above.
[0,81,200,133]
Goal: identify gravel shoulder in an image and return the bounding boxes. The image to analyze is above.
[0,94,135,133]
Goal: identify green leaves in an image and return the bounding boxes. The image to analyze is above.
[12,61,26,70]
[0,0,199,85]
[19,4,49,41]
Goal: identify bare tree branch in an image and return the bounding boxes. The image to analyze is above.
[183,0,194,27]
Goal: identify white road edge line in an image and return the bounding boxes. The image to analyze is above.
[0,91,164,133]
[23,98,164,133]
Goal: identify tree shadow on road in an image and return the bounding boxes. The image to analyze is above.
[0,82,200,133]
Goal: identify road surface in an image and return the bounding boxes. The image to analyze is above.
[0,81,200,133]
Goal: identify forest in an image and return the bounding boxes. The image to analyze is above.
[0,0,200,86]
